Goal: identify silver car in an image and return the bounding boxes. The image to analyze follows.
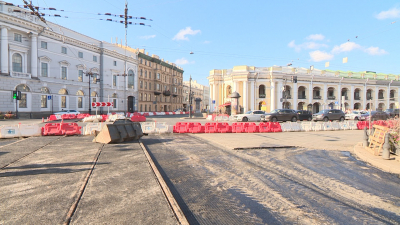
[233,110,265,122]
[313,109,345,122]
[345,110,367,120]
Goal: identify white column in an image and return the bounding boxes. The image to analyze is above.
[1,26,9,74]
[338,84,341,110]
[243,81,248,112]
[250,81,255,111]
[374,86,379,110]
[309,82,313,104]
[270,80,276,111]
[31,34,38,77]
[387,86,390,110]
[293,82,298,110]
[234,81,239,92]
[350,85,355,109]
[213,83,217,110]
[277,81,283,108]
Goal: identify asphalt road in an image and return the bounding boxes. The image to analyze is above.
[142,134,400,225]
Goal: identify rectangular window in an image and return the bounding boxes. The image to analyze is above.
[93,55,97,62]
[149,62,151,67]
[78,97,83,108]
[157,84,160,91]
[149,83,152,90]
[78,70,83,82]
[145,82,147,89]
[113,99,117,108]
[61,66,67,80]
[41,95,47,108]
[14,33,22,42]
[19,93,27,108]
[149,72,151,79]
[78,52,83,58]
[113,75,117,87]
[113,61,117,66]
[41,63,48,77]
[41,41,47,49]
[140,81,143,88]
[157,73,160,79]
[61,47,67,54]
[61,96,66,108]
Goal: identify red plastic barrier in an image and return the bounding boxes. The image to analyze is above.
[174,122,189,133]
[42,123,63,136]
[188,122,205,133]
[259,122,271,133]
[216,122,232,133]
[143,113,150,117]
[270,122,282,132]
[205,122,218,133]
[60,123,81,135]
[357,121,370,130]
[165,112,170,115]
[131,115,146,122]
[48,115,59,121]
[372,120,388,127]
[68,114,77,119]
[61,114,70,120]
[231,122,244,133]
[243,122,259,133]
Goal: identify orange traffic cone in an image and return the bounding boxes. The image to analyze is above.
[42,117,44,123]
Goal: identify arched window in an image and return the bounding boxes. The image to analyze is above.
[128,70,134,89]
[12,53,22,72]
[41,87,50,108]
[76,90,84,109]
[16,84,30,108]
[59,89,68,108]
[259,85,265,98]
[112,93,117,109]
[58,89,68,95]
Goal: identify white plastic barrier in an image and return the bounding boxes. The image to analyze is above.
[301,122,313,131]
[322,122,333,131]
[155,122,172,133]
[290,122,302,132]
[312,122,323,131]
[338,122,350,130]
[141,122,156,134]
[280,122,292,132]
[0,125,20,138]
[107,114,126,122]
[19,124,41,137]
[206,115,213,120]
[82,115,102,122]
[331,122,340,130]
[348,121,359,130]
[83,123,105,135]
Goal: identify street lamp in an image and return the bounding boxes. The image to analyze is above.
[189,75,193,118]
[85,71,99,115]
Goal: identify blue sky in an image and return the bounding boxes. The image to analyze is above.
[6,0,400,85]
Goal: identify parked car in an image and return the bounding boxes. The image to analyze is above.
[361,111,389,121]
[261,109,299,122]
[54,109,80,115]
[233,110,266,122]
[384,108,399,118]
[345,110,367,120]
[295,110,312,121]
[312,109,345,122]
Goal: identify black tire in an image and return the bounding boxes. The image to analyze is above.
[307,117,312,121]
[291,117,297,122]
[271,117,278,122]
[242,117,248,122]
[323,117,329,122]
[355,117,359,121]
[339,117,345,122]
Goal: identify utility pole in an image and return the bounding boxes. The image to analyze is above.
[124,1,128,115]
[189,75,192,118]
[86,71,94,115]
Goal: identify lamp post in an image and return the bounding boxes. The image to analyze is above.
[189,75,192,118]
[85,71,99,115]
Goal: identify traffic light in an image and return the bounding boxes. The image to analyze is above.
[12,91,21,100]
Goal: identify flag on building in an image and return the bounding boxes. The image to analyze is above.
[343,57,348,63]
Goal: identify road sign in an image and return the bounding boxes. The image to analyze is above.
[106,102,111,106]
[335,101,339,105]
[101,102,106,107]
[212,100,215,104]
[47,95,52,100]
[95,102,101,107]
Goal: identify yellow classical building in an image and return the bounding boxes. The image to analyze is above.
[208,65,400,114]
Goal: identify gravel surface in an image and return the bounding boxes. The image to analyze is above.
[142,134,400,224]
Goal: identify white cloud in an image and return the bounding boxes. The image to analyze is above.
[140,35,156,40]
[365,46,388,55]
[331,42,362,54]
[172,27,201,41]
[175,57,193,65]
[375,7,400,20]
[203,40,211,44]
[309,50,334,62]
[288,40,328,52]
[306,34,325,41]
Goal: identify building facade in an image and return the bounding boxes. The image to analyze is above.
[182,79,210,112]
[137,50,184,112]
[0,2,139,118]
[208,65,400,114]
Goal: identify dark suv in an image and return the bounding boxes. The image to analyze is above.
[295,110,312,121]
[261,109,299,122]
[312,109,345,122]
[385,108,399,118]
